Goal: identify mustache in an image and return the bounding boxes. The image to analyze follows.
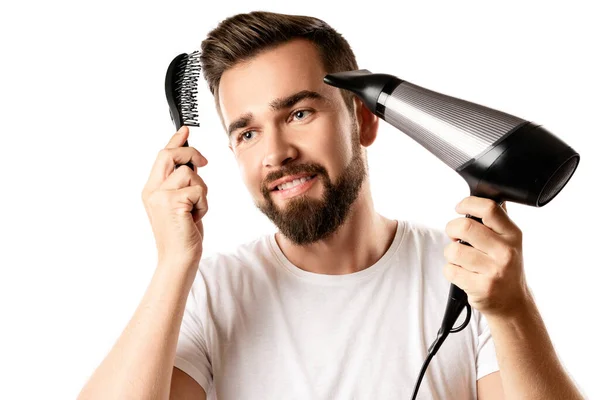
[261,163,328,193]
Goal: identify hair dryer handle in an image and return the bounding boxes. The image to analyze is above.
[440,213,485,333]
[451,208,500,320]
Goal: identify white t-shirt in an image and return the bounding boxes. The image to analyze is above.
[174,220,499,399]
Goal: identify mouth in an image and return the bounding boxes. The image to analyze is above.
[269,174,317,192]
[270,174,318,200]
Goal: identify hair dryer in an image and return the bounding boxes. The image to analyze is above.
[323,69,580,398]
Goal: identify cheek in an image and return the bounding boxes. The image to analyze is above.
[236,152,263,196]
[316,119,353,166]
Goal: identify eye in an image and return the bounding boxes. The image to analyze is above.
[238,130,257,143]
[291,109,313,121]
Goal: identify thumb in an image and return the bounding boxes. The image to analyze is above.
[177,125,189,141]
[166,125,189,149]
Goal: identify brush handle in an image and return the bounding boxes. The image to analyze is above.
[173,122,195,170]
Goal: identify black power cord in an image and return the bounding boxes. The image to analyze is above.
[410,303,472,399]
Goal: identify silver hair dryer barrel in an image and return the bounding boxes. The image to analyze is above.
[324,69,580,207]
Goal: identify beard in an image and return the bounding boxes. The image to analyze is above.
[256,125,366,245]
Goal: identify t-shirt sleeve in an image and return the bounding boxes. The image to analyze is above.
[174,269,213,393]
[474,310,500,380]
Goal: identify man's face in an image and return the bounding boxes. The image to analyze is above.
[218,39,367,245]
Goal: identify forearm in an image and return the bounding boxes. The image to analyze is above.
[485,288,584,400]
[78,262,197,400]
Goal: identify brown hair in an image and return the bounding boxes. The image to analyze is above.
[200,11,359,123]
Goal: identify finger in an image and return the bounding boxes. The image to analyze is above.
[174,185,208,219]
[160,162,207,195]
[162,125,205,175]
[443,263,480,292]
[446,216,500,255]
[444,240,491,274]
[456,196,515,236]
[146,147,207,192]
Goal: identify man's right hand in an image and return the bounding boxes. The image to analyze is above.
[141,125,209,269]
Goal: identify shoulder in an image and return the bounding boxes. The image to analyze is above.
[186,234,279,321]
[396,220,453,283]
[401,220,451,250]
[200,233,274,270]
[192,233,277,288]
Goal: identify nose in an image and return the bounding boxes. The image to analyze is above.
[261,127,298,168]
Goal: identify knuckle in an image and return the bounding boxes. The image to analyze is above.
[450,242,462,260]
[199,198,209,212]
[158,148,171,160]
[482,279,494,298]
[460,219,473,236]
[194,187,208,211]
[493,267,505,283]
[507,247,517,262]
[514,226,523,240]
[194,176,208,194]
[510,247,520,262]
[485,200,497,216]
[193,176,206,191]
[488,264,502,281]
[498,247,514,265]
[179,163,193,177]
[176,165,195,182]
[445,220,453,235]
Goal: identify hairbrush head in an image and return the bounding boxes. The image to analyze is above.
[165,50,201,130]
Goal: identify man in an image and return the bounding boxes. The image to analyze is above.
[78,11,584,400]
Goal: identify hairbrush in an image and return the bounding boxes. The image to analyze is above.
[164,50,201,170]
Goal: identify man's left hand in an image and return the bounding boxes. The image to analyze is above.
[443,196,530,318]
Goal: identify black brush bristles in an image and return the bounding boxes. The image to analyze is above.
[165,50,201,170]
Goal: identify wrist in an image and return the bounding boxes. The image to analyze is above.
[485,285,537,326]
[156,258,199,285]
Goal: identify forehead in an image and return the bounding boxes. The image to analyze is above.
[217,39,338,125]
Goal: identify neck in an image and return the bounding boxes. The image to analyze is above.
[274,182,397,275]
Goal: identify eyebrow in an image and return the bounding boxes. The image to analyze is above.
[227,90,328,137]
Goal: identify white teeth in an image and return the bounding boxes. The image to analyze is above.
[277,176,312,191]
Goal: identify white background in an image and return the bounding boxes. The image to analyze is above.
[1,1,598,398]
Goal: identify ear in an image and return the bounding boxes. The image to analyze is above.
[353,96,379,147]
